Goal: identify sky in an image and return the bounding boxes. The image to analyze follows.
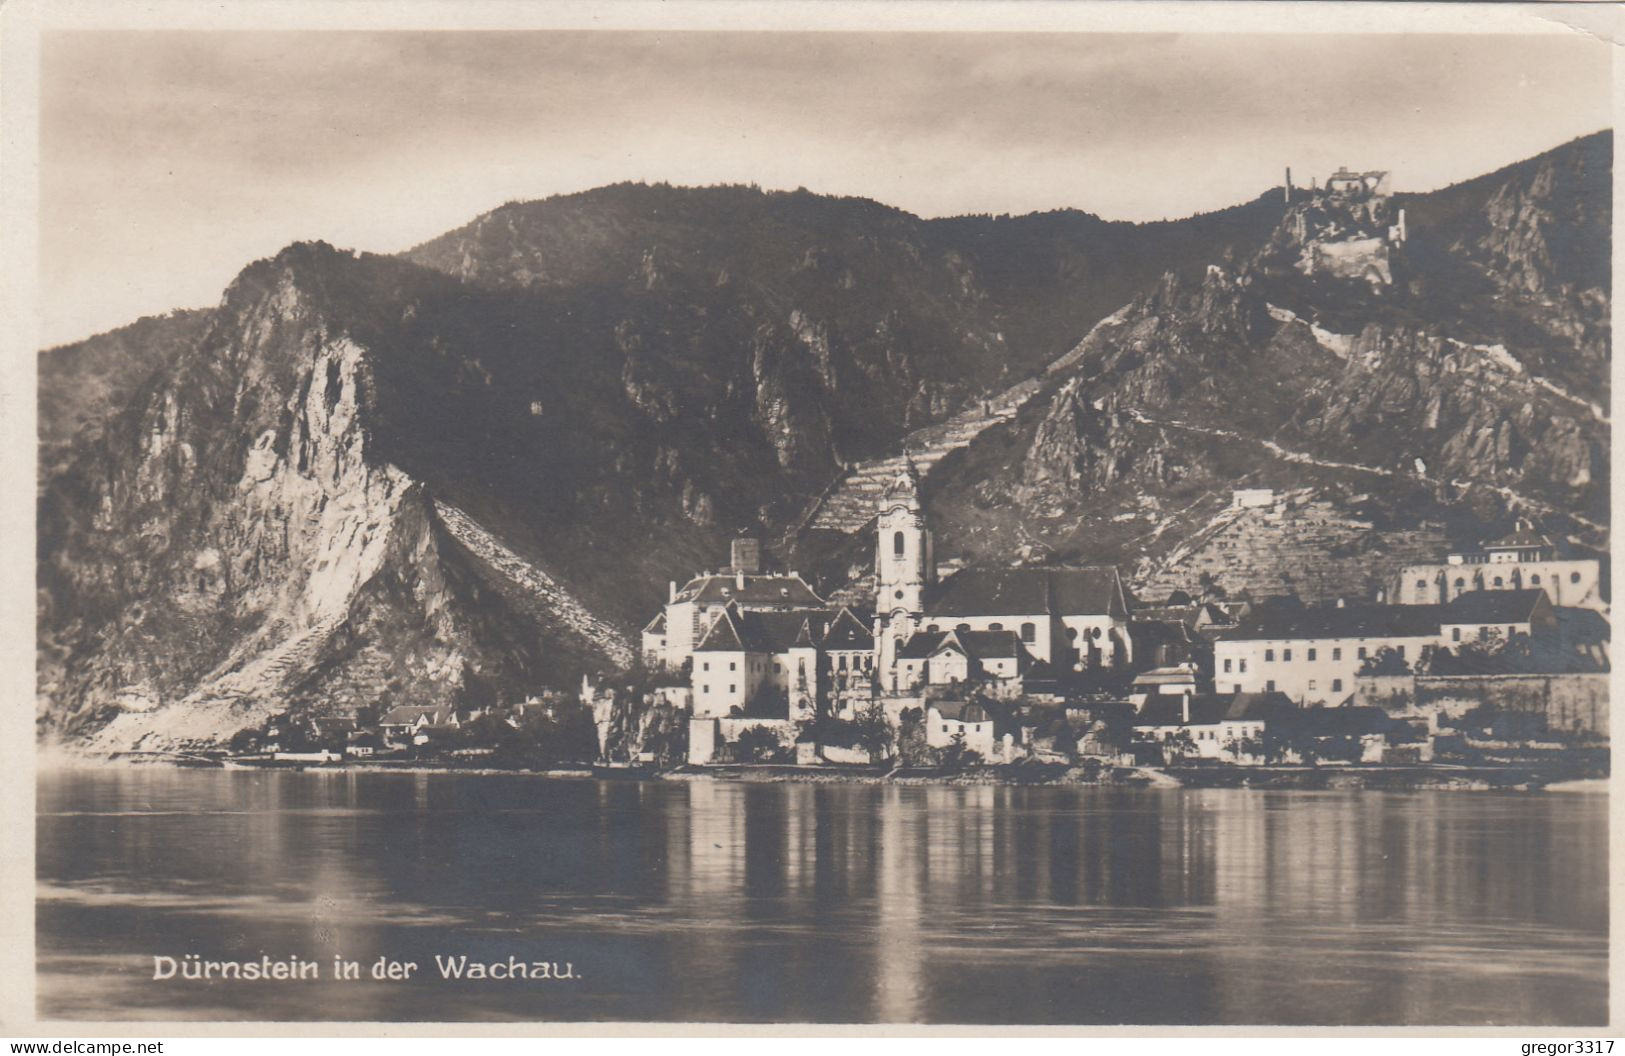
[38,29,1612,348]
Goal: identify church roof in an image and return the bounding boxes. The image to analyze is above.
[898,628,1024,661]
[898,631,950,660]
[925,566,1123,618]
[676,573,825,608]
[821,607,875,651]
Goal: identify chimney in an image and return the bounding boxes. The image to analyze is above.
[730,536,761,574]
[669,580,677,604]
[1284,166,1292,204]
[736,570,746,591]
[1181,690,1191,725]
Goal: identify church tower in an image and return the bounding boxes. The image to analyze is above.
[876,456,932,616]
[875,457,933,685]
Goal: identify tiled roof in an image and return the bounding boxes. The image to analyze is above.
[899,628,1025,661]
[695,606,835,653]
[1134,691,1294,727]
[677,574,826,608]
[694,607,750,652]
[1049,567,1124,617]
[926,566,1122,618]
[1129,619,1197,650]
[898,631,950,660]
[1442,589,1547,624]
[931,700,990,723]
[1483,525,1552,550]
[379,705,451,726]
[822,607,875,651]
[1222,602,1445,642]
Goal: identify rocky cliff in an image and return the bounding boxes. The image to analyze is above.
[40,247,616,748]
[926,134,1609,601]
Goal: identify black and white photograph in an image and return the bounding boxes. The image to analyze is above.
[9,0,1617,1032]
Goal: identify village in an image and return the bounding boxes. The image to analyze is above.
[227,462,1610,787]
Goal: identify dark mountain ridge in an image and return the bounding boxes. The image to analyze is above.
[37,132,1609,747]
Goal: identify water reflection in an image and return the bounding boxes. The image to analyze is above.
[37,770,1606,1024]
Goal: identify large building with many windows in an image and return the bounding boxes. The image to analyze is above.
[1214,590,1557,705]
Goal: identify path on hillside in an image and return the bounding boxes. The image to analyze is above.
[1126,410,1607,537]
[801,306,1132,536]
[433,500,636,668]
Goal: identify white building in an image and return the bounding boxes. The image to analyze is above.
[1394,523,1604,612]
[647,537,827,672]
[1213,590,1558,706]
[894,629,1031,690]
[925,700,997,758]
[1131,692,1293,762]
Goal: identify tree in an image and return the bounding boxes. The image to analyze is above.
[1358,646,1412,676]
[734,725,789,763]
[227,726,260,755]
[938,732,982,773]
[897,707,930,767]
[854,700,895,762]
[1160,729,1198,764]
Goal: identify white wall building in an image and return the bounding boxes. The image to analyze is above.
[1394,524,1605,612]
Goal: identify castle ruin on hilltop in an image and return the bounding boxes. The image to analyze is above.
[1283,165,1408,287]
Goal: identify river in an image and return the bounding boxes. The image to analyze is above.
[36,768,1607,1024]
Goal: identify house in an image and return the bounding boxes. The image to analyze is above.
[1129,662,1202,704]
[1215,590,1569,706]
[1394,521,1605,612]
[894,629,1032,690]
[1437,589,1555,647]
[689,603,877,721]
[378,705,459,744]
[1214,601,1444,705]
[308,715,358,747]
[1131,692,1295,762]
[926,699,997,758]
[413,724,460,747]
[647,536,827,671]
[345,731,385,757]
[640,611,667,667]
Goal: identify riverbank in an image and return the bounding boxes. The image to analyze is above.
[664,761,1606,790]
[49,752,1607,791]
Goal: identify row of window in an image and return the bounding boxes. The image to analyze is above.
[1417,571,1581,591]
[1450,625,1519,642]
[1224,644,1393,672]
[923,621,1039,642]
[1257,678,1343,693]
[699,685,738,695]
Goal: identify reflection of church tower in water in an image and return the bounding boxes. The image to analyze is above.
[875,456,934,688]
